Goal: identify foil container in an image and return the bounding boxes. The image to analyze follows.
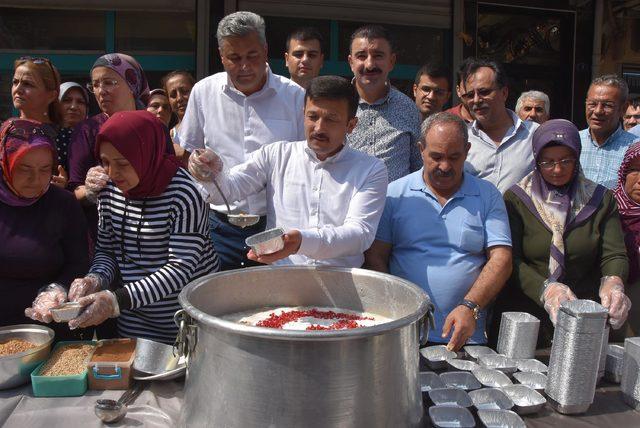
[597,326,610,384]
[513,371,547,393]
[621,337,640,409]
[420,371,445,392]
[545,299,607,414]
[477,409,526,428]
[468,388,514,411]
[446,358,479,372]
[497,312,540,359]
[472,367,513,388]
[514,358,547,373]
[605,344,624,384]
[245,227,285,256]
[50,302,85,322]
[464,345,497,361]
[420,345,457,370]
[501,384,546,415]
[427,388,473,408]
[440,371,481,391]
[428,405,475,428]
[478,354,517,375]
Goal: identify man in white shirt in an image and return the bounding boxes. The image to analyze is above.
[189,76,388,267]
[178,11,305,270]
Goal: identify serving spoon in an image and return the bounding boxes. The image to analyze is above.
[94,381,144,424]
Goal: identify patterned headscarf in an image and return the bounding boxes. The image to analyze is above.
[0,118,57,207]
[614,142,640,281]
[91,53,150,110]
[509,119,606,283]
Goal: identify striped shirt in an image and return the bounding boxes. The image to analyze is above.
[579,125,638,189]
[90,169,219,344]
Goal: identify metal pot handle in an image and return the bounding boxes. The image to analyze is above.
[418,304,435,347]
[174,309,198,363]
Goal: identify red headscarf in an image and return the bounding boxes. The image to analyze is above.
[95,111,180,199]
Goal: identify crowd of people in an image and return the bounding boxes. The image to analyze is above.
[1,10,639,350]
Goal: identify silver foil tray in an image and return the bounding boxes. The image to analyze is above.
[472,368,513,388]
[605,344,624,384]
[477,409,526,428]
[447,358,479,372]
[464,345,497,361]
[478,355,517,375]
[513,372,547,393]
[428,387,473,408]
[514,358,548,373]
[420,345,457,370]
[440,371,482,391]
[500,384,546,415]
[469,388,514,411]
[429,405,476,428]
[420,371,445,392]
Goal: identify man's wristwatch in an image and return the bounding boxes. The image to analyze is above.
[459,299,480,320]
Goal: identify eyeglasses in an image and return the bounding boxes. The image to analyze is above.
[17,56,59,87]
[586,100,617,112]
[418,86,448,97]
[460,87,498,102]
[87,79,119,93]
[537,158,576,170]
[624,114,640,120]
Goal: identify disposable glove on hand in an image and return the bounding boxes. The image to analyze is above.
[542,282,577,325]
[599,276,632,329]
[25,283,67,323]
[84,166,109,203]
[68,274,104,302]
[68,290,119,330]
[188,149,223,182]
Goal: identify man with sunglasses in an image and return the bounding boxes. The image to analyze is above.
[413,63,451,122]
[579,75,638,189]
[462,58,538,193]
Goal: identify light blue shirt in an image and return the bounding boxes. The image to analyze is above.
[376,170,512,344]
[628,123,640,138]
[579,125,638,189]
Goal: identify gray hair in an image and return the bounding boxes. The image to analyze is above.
[420,112,469,146]
[216,11,266,47]
[590,74,629,103]
[516,90,550,115]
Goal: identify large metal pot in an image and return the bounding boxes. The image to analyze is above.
[176,266,432,428]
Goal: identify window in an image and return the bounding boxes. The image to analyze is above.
[115,11,196,53]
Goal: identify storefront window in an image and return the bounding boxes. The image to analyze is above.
[115,11,196,53]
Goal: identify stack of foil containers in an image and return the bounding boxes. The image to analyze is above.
[545,300,608,414]
[497,312,540,359]
[621,337,640,409]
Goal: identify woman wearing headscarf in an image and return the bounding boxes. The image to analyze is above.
[66,111,219,344]
[66,53,150,248]
[10,56,68,188]
[0,119,88,327]
[499,119,631,344]
[613,141,640,336]
[56,82,89,174]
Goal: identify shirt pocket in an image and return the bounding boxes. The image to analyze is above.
[459,215,485,254]
[263,118,296,142]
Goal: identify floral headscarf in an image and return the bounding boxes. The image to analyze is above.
[91,53,150,110]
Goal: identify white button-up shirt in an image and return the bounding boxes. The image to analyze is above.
[465,109,538,193]
[178,66,305,215]
[200,140,388,268]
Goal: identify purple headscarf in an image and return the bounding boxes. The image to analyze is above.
[614,142,640,281]
[0,118,57,207]
[91,53,150,110]
[510,119,605,282]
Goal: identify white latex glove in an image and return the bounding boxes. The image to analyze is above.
[68,290,119,330]
[188,149,223,182]
[599,276,632,329]
[24,283,67,323]
[542,282,577,325]
[84,166,109,203]
[68,274,105,302]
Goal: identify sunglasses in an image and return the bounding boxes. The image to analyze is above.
[17,56,60,87]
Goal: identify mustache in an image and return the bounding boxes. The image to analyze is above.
[472,102,489,110]
[310,132,329,140]
[434,169,454,178]
[361,67,382,74]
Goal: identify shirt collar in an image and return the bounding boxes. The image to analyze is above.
[304,142,349,164]
[222,64,277,97]
[410,169,480,200]
[470,108,523,137]
[352,78,392,106]
[586,124,624,147]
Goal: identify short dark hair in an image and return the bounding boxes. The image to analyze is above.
[286,27,324,52]
[630,97,640,108]
[414,63,452,91]
[459,57,508,89]
[305,76,359,118]
[350,24,395,52]
[161,70,196,92]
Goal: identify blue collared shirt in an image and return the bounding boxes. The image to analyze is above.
[376,170,512,344]
[579,125,638,189]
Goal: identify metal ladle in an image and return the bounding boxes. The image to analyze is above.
[94,382,144,424]
[210,177,261,228]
